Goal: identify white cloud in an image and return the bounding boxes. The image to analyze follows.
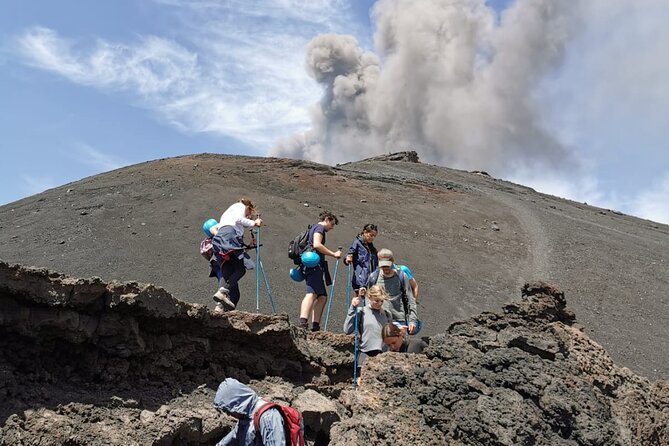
[632,173,669,225]
[14,1,358,148]
[21,175,57,196]
[71,142,126,172]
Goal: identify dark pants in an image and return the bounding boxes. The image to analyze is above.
[356,349,382,376]
[220,255,246,305]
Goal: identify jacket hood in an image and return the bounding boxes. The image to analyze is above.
[213,378,261,418]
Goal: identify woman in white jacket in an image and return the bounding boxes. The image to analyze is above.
[211,198,262,312]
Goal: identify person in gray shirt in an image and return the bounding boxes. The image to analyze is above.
[368,248,418,334]
[343,285,392,374]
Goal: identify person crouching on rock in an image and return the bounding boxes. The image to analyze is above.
[299,211,341,331]
[213,378,287,446]
[381,322,428,354]
[343,285,393,376]
[211,197,262,312]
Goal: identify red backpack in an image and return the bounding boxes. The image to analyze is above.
[253,403,305,446]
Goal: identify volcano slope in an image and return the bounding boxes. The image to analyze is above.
[0,152,667,381]
[0,262,667,445]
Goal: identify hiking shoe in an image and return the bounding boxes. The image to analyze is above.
[213,286,229,300]
[213,288,236,311]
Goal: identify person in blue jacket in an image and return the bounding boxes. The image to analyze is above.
[344,223,378,297]
[213,378,286,446]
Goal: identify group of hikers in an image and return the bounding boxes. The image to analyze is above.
[204,197,428,445]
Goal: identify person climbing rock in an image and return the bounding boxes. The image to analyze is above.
[211,198,262,313]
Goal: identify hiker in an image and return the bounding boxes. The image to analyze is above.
[299,211,341,331]
[344,223,379,297]
[211,198,262,312]
[377,248,420,303]
[382,322,428,353]
[343,285,392,375]
[213,378,302,446]
[367,248,418,334]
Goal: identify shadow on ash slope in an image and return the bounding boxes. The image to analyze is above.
[0,261,667,445]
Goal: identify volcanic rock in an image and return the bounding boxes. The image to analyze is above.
[0,262,667,445]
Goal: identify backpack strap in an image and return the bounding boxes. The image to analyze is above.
[253,403,288,444]
[397,270,409,324]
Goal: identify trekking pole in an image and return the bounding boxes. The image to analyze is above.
[323,246,342,331]
[346,262,352,308]
[253,226,260,312]
[258,258,277,314]
[353,300,359,390]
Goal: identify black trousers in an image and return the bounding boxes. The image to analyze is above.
[220,255,246,305]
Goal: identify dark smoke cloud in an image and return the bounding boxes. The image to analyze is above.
[272,0,583,175]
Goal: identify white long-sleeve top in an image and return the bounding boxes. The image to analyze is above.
[219,202,256,237]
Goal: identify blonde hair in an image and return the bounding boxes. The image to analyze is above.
[367,285,389,304]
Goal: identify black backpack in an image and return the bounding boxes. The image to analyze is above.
[288,224,313,265]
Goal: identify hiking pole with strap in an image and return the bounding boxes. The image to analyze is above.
[323,246,342,331]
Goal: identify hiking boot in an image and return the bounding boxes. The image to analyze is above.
[213,286,229,300]
[213,287,236,311]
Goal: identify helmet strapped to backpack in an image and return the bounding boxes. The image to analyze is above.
[202,218,218,237]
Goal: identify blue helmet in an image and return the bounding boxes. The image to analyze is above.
[289,267,305,282]
[301,251,320,268]
[202,218,218,237]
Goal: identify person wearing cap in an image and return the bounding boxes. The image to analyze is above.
[344,223,379,297]
[368,248,418,334]
[211,198,262,313]
[213,378,287,445]
[382,250,420,303]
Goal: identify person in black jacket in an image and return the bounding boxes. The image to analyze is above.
[381,323,428,354]
[344,223,378,297]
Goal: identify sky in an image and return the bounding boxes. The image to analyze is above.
[1,0,668,224]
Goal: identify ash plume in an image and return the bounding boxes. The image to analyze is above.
[272,0,582,175]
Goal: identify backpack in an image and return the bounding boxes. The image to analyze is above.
[200,238,213,261]
[253,403,305,446]
[288,225,313,265]
[368,267,409,323]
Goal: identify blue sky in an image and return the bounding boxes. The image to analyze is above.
[1,0,668,224]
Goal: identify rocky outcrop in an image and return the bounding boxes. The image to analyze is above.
[1,262,667,445]
[0,261,352,445]
[331,283,669,445]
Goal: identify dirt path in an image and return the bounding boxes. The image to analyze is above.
[492,190,552,285]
